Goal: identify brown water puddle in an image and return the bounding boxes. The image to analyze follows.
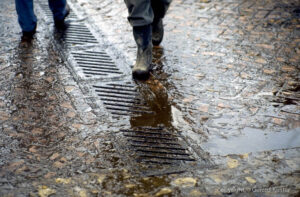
[202,127,300,155]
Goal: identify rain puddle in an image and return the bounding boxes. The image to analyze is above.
[202,127,300,155]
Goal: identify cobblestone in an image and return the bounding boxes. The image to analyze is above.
[66,0,300,194]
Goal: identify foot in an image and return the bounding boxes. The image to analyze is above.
[21,24,36,41]
[54,4,70,29]
[152,19,164,46]
[132,68,151,80]
[132,44,153,80]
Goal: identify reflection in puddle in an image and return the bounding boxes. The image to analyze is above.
[130,46,173,128]
[202,127,300,155]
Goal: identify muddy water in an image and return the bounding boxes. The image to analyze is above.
[202,127,300,155]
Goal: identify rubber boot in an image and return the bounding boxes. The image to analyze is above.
[152,18,164,46]
[132,25,153,80]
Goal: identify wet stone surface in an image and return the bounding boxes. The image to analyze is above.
[0,0,300,196]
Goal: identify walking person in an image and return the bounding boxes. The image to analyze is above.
[15,0,70,40]
[124,0,172,80]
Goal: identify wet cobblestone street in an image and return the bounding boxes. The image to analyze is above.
[0,0,300,196]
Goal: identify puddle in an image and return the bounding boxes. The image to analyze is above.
[202,127,300,155]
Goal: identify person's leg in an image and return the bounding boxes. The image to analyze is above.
[124,0,153,80]
[151,0,172,46]
[48,0,69,26]
[132,25,153,80]
[151,0,171,21]
[15,0,37,33]
[124,0,153,27]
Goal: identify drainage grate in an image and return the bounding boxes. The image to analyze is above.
[71,51,123,77]
[37,0,208,172]
[63,24,98,46]
[68,13,77,19]
[38,0,98,47]
[93,83,153,116]
[39,3,53,18]
[120,127,196,165]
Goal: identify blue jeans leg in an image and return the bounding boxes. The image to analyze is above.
[15,0,37,32]
[48,0,67,21]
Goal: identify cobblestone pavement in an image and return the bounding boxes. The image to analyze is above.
[0,0,300,196]
[70,0,300,193]
[73,0,300,136]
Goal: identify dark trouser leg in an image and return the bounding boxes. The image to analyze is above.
[151,0,172,45]
[48,0,68,22]
[15,0,37,32]
[124,0,153,27]
[151,0,171,22]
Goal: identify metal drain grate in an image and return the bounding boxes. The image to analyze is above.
[93,83,153,116]
[68,13,77,19]
[120,127,195,165]
[72,51,122,77]
[37,0,207,172]
[63,24,98,46]
[39,3,53,18]
[38,0,98,47]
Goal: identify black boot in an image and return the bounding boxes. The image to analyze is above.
[152,18,164,46]
[21,23,37,41]
[132,25,153,80]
